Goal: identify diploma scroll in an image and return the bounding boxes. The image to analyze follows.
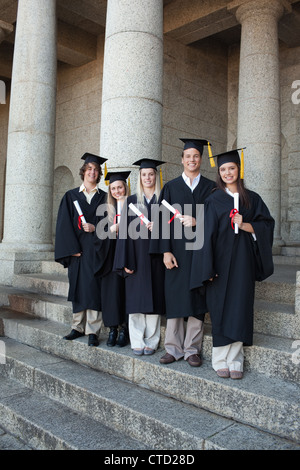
[161,199,183,224]
[128,203,150,226]
[117,200,122,224]
[73,200,87,229]
[233,193,239,234]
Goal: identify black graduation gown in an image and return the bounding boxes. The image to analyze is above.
[149,175,215,320]
[94,200,126,327]
[190,189,275,347]
[55,187,106,313]
[113,194,165,316]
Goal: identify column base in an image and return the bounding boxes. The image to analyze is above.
[0,243,54,286]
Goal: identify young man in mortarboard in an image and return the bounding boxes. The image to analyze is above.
[150,139,215,367]
[55,153,107,346]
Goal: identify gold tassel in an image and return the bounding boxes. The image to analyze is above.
[159,167,163,188]
[240,148,244,179]
[208,141,215,167]
[128,177,131,195]
[104,163,109,186]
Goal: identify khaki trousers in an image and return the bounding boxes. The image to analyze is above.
[128,314,161,350]
[72,309,103,336]
[164,316,204,360]
[212,341,244,372]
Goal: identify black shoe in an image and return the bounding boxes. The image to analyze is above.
[63,329,85,341]
[107,327,118,347]
[116,326,129,347]
[88,334,99,347]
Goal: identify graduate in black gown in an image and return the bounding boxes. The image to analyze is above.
[94,171,130,347]
[55,153,107,346]
[113,158,165,356]
[150,138,215,367]
[190,148,275,379]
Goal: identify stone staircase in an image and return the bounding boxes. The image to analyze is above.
[0,259,299,450]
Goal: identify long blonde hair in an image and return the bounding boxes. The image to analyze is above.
[107,181,130,222]
[136,169,161,205]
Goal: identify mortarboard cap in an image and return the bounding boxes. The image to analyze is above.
[81,153,107,165]
[132,158,165,170]
[180,138,215,167]
[105,171,131,184]
[210,148,246,179]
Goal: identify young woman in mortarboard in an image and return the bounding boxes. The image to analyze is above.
[94,171,130,347]
[190,149,275,379]
[113,159,165,356]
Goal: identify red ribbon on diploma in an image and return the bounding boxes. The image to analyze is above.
[168,209,181,224]
[78,214,84,230]
[229,209,239,230]
[139,214,146,225]
[113,214,121,224]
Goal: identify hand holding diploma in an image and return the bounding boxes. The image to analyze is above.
[74,200,86,229]
[161,199,183,224]
[128,203,151,228]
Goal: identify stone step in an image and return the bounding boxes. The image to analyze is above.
[0,337,299,450]
[12,273,69,297]
[0,373,147,450]
[255,264,299,304]
[3,275,300,340]
[12,264,300,306]
[0,310,299,444]
[0,306,298,384]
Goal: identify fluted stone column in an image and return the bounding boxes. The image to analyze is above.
[0,0,57,283]
[234,0,284,247]
[1,0,57,251]
[100,0,164,184]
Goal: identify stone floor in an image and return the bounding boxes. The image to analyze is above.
[0,425,31,450]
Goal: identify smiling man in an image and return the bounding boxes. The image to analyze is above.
[150,138,215,367]
[55,152,107,346]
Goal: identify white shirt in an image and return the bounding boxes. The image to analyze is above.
[79,183,99,204]
[182,172,201,192]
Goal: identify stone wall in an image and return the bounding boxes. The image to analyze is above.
[162,36,228,184]
[280,43,300,245]
[53,35,105,234]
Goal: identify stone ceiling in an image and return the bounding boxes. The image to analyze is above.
[0,0,300,81]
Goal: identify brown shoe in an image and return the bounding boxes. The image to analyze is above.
[230,370,243,379]
[216,368,230,378]
[159,353,176,364]
[187,354,202,367]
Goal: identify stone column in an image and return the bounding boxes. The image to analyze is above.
[1,0,57,250]
[234,0,285,248]
[0,0,57,283]
[100,0,164,187]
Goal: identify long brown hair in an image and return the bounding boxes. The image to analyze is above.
[216,163,250,209]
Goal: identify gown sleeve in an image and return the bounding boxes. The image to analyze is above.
[93,204,113,277]
[190,198,218,290]
[54,192,81,268]
[248,194,275,281]
[113,199,137,277]
[149,183,173,254]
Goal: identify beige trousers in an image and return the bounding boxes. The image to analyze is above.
[164,316,204,360]
[128,314,161,350]
[72,309,103,336]
[212,341,244,372]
